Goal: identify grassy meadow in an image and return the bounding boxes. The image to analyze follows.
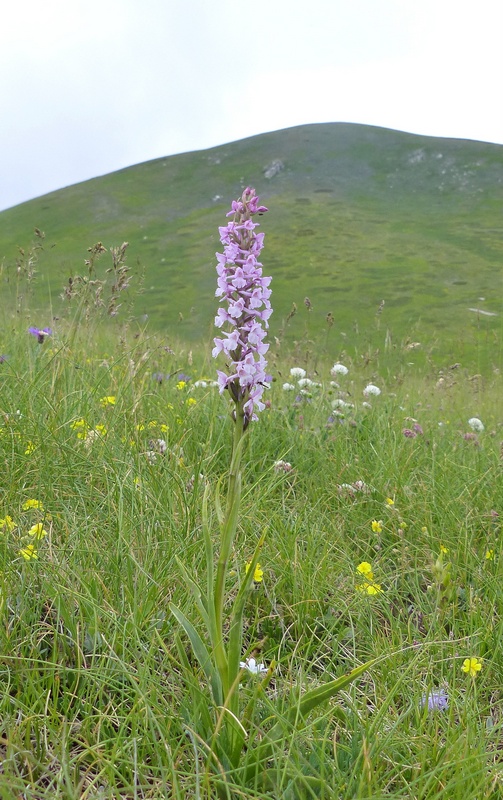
[0,124,502,798]
[0,292,501,799]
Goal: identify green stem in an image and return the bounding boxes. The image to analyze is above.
[213,398,247,695]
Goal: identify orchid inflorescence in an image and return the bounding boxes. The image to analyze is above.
[171,188,377,777]
[212,187,272,427]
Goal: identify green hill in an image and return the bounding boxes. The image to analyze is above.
[0,123,502,371]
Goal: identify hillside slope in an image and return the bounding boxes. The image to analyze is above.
[1,123,502,370]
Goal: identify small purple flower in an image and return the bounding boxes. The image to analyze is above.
[402,428,417,439]
[29,326,52,344]
[0,355,8,363]
[413,423,424,435]
[212,187,271,426]
[421,688,449,712]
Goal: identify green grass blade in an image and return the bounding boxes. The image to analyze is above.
[169,603,223,706]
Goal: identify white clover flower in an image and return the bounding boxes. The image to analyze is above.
[362,401,372,409]
[290,367,306,379]
[239,657,267,675]
[332,398,354,410]
[337,480,369,496]
[83,427,106,447]
[468,417,484,432]
[330,381,340,389]
[273,459,293,472]
[363,384,381,397]
[297,377,314,388]
[282,382,296,391]
[337,483,355,493]
[331,363,349,376]
[193,380,208,388]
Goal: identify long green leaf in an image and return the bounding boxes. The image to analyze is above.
[214,476,225,527]
[245,657,376,784]
[201,482,214,603]
[169,603,223,706]
[292,657,377,721]
[266,657,378,746]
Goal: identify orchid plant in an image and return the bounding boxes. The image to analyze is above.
[170,188,375,781]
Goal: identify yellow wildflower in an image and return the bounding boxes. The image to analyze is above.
[371,520,383,533]
[99,396,116,406]
[95,424,107,435]
[385,497,395,506]
[461,657,482,678]
[28,523,48,540]
[71,419,90,439]
[160,424,168,433]
[245,561,264,583]
[440,545,449,554]
[356,581,383,595]
[356,561,382,594]
[19,543,38,561]
[24,441,36,454]
[22,499,44,511]
[485,549,495,561]
[364,583,383,595]
[356,561,374,580]
[0,515,16,531]
[186,397,197,406]
[176,381,186,390]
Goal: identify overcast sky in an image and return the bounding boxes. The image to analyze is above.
[1,0,502,211]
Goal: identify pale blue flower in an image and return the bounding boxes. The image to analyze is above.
[421,688,449,711]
